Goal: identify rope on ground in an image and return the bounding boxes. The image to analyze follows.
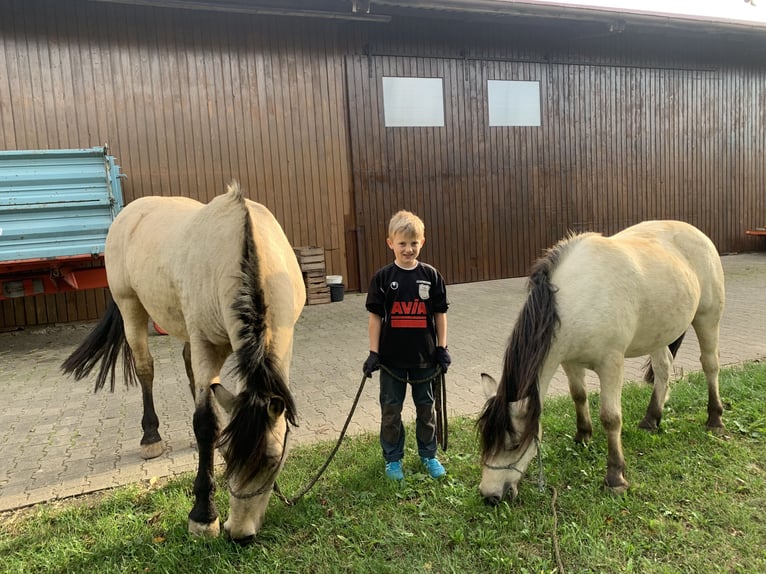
[275,366,562,573]
[529,440,565,574]
[549,485,565,574]
[273,373,368,506]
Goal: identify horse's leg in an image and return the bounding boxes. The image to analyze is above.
[639,346,673,432]
[120,299,163,459]
[693,316,725,433]
[187,338,228,538]
[595,356,629,493]
[562,362,592,444]
[182,342,196,400]
[184,342,236,408]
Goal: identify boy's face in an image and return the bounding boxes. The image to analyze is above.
[387,231,424,269]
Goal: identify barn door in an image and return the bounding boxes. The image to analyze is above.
[345,53,554,289]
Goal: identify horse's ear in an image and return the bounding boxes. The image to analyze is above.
[481,373,498,399]
[267,396,286,420]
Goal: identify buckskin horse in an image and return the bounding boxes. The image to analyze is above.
[62,182,305,543]
[477,220,725,505]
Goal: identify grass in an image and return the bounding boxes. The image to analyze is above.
[2,362,765,573]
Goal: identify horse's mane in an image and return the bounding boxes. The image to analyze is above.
[218,182,298,483]
[477,234,578,460]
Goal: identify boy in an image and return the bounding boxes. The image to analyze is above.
[362,210,451,480]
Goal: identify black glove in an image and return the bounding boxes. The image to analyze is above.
[435,346,451,374]
[363,351,380,378]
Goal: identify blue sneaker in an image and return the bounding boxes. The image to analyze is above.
[421,457,446,478]
[385,460,404,481]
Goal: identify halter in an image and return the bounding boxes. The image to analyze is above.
[227,424,291,500]
[482,435,546,491]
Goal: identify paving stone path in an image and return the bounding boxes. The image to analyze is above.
[1,253,763,512]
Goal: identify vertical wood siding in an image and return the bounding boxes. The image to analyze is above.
[1,2,764,328]
[0,0,353,329]
[347,38,766,285]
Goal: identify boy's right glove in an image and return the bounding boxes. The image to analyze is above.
[363,351,380,378]
[435,345,451,374]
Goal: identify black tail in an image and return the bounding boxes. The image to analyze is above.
[478,247,561,458]
[217,186,297,484]
[61,300,137,392]
[643,332,686,383]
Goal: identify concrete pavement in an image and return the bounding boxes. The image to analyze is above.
[0,253,764,512]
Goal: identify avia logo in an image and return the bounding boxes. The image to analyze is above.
[390,299,427,328]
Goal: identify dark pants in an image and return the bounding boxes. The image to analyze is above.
[379,366,438,463]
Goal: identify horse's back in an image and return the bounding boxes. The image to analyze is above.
[104,188,304,352]
[614,220,721,274]
[614,220,724,315]
[105,196,203,326]
[105,195,202,269]
[552,220,724,361]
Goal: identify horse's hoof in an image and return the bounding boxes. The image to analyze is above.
[140,441,164,459]
[603,479,629,495]
[188,518,221,538]
[573,432,592,444]
[638,418,659,432]
[707,424,726,437]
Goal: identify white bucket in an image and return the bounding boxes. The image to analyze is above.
[326,275,343,285]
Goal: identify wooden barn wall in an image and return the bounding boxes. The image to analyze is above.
[0,0,353,329]
[347,18,766,285]
[1,2,765,328]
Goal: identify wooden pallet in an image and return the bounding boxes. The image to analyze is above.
[294,246,325,270]
[303,270,331,304]
[294,246,331,304]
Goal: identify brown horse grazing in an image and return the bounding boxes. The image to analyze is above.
[62,182,305,543]
[477,220,725,505]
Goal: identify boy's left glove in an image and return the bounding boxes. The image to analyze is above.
[363,351,380,378]
[435,346,451,374]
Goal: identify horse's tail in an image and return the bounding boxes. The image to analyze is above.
[478,247,561,457]
[218,182,297,484]
[61,299,137,392]
[643,332,686,383]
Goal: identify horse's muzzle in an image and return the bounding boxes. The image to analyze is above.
[224,525,256,546]
[481,481,516,506]
[231,533,256,546]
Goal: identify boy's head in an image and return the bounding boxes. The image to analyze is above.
[387,210,425,241]
[386,210,425,269]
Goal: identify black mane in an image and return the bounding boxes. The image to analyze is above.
[218,192,297,483]
[477,240,567,459]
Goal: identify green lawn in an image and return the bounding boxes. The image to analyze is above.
[2,362,765,574]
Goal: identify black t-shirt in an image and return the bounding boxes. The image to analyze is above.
[365,261,449,369]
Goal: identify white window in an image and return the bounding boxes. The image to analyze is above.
[487,80,541,127]
[382,77,445,127]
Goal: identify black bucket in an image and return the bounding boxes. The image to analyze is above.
[329,283,344,302]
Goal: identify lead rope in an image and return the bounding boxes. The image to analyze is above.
[550,484,565,574]
[433,370,448,451]
[274,365,447,505]
[273,373,369,506]
[532,437,565,574]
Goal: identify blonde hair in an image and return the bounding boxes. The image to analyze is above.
[388,210,425,240]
